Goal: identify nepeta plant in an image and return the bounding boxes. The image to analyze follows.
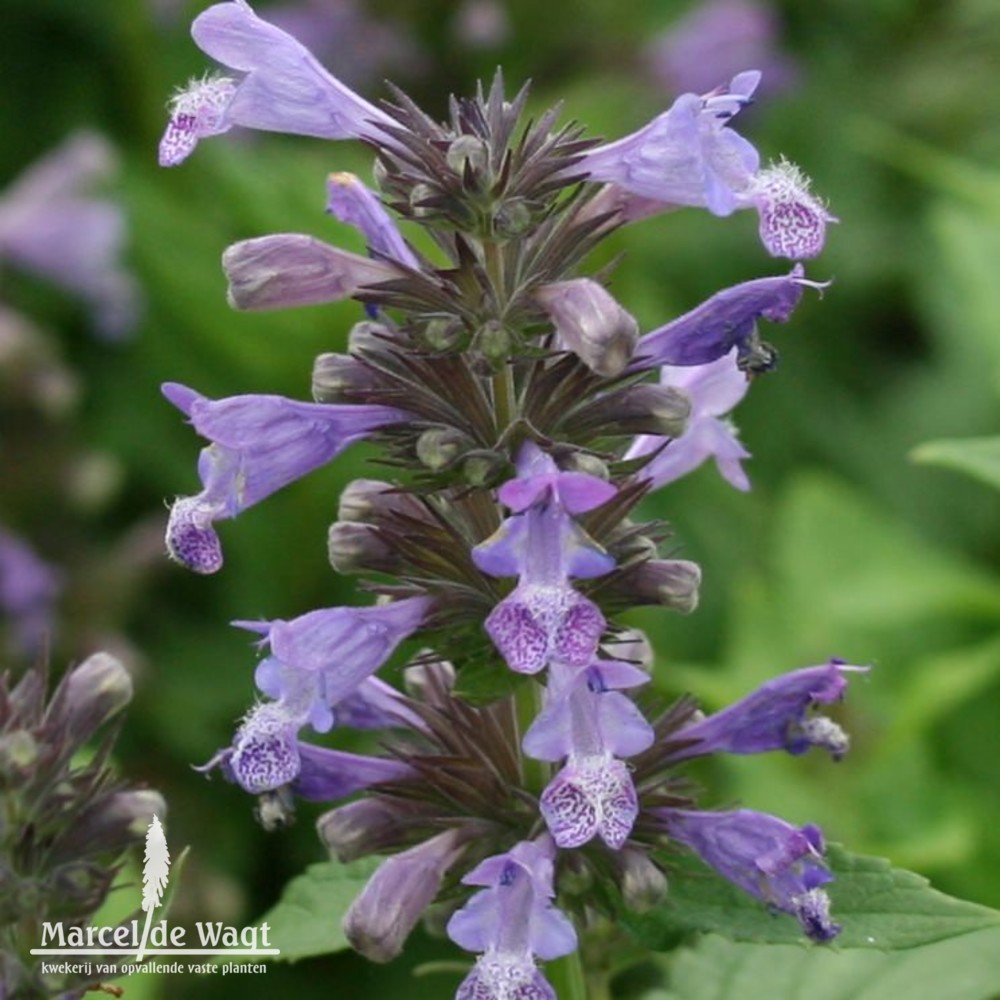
[160,2,865,995]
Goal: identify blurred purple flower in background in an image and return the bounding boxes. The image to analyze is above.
[0,527,62,657]
[645,0,798,98]
[0,132,139,339]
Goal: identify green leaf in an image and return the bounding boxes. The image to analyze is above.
[254,858,380,962]
[624,845,1000,951]
[646,927,1000,1000]
[912,436,1000,492]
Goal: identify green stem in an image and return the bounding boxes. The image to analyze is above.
[547,949,590,1000]
[514,679,547,797]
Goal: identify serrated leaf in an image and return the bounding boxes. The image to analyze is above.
[624,845,1000,951]
[911,436,1000,492]
[254,858,381,962]
[645,927,1000,1000]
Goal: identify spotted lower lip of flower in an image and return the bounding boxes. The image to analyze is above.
[222,233,407,311]
[484,585,606,675]
[671,659,868,761]
[654,806,840,942]
[162,382,405,573]
[159,0,397,166]
[540,754,640,849]
[628,265,826,371]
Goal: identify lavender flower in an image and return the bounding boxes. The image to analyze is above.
[0,131,138,338]
[473,442,616,674]
[673,659,868,761]
[654,807,840,942]
[159,0,397,166]
[0,526,61,657]
[525,660,654,848]
[447,838,577,1000]
[163,381,406,573]
[628,265,826,372]
[626,348,752,491]
[580,73,836,259]
[645,0,798,98]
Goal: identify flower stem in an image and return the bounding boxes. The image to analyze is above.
[547,949,590,1000]
[514,679,547,797]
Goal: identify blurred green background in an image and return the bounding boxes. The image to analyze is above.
[2,0,999,996]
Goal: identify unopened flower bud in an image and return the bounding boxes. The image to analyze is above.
[626,559,701,613]
[416,427,473,471]
[606,627,654,670]
[471,320,513,370]
[535,278,639,376]
[577,384,691,438]
[494,197,534,237]
[446,135,490,181]
[317,798,407,862]
[0,730,38,783]
[46,652,132,751]
[348,319,396,352]
[311,352,379,402]
[409,183,438,218]
[55,790,166,862]
[337,479,427,525]
[343,829,468,962]
[556,450,610,481]
[462,449,510,487]
[420,316,467,353]
[612,848,668,912]
[327,521,397,575]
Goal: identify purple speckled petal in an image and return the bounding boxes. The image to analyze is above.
[228,703,301,793]
[747,161,837,260]
[165,496,224,574]
[540,756,638,849]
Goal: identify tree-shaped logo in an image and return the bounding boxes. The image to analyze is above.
[136,814,170,960]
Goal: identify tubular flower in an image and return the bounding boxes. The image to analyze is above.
[472,442,616,674]
[447,838,577,1000]
[626,348,752,491]
[163,382,406,573]
[525,659,654,849]
[158,0,396,166]
[653,807,840,942]
[579,72,836,259]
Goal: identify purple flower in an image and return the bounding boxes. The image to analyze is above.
[0,132,139,338]
[534,279,639,376]
[655,807,840,942]
[238,596,432,709]
[673,660,868,762]
[646,0,798,99]
[158,0,396,166]
[223,233,406,311]
[626,348,751,491]
[628,266,825,371]
[163,381,405,573]
[0,527,62,657]
[203,701,412,795]
[579,73,835,259]
[345,829,468,962]
[473,443,616,674]
[326,172,418,268]
[447,838,577,999]
[525,660,653,849]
